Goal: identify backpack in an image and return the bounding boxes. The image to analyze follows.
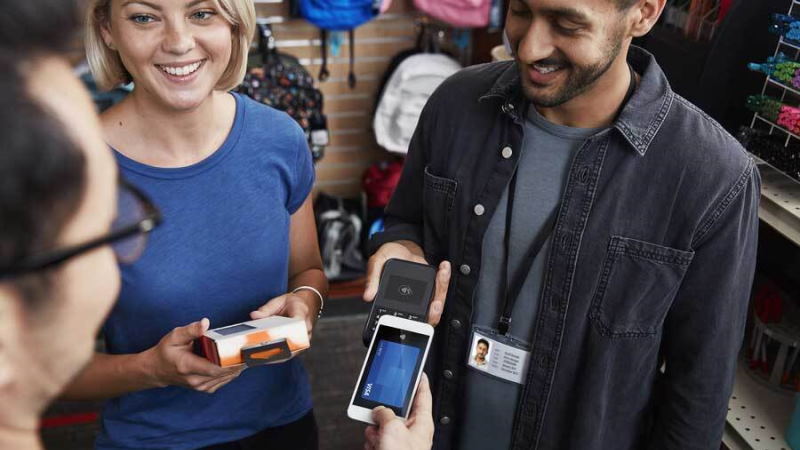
[315,192,366,281]
[297,0,385,88]
[237,23,329,161]
[413,0,492,28]
[362,160,404,208]
[373,53,462,154]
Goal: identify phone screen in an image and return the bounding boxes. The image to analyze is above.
[353,323,429,416]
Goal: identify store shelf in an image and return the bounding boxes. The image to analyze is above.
[727,361,795,450]
[767,78,800,99]
[754,115,800,142]
[754,156,800,247]
[780,37,800,54]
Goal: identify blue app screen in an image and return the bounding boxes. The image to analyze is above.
[361,340,420,408]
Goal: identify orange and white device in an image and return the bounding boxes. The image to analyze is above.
[198,316,309,368]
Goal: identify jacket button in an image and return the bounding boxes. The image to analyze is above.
[474,204,485,216]
[501,146,513,159]
[451,319,462,329]
[443,369,454,379]
[579,166,590,183]
[440,416,451,425]
[560,234,570,250]
[460,264,471,275]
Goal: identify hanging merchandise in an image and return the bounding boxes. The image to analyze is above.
[363,160,404,209]
[237,23,329,161]
[414,0,492,28]
[298,0,384,88]
[488,0,504,31]
[362,160,404,246]
[315,192,366,281]
[373,53,461,154]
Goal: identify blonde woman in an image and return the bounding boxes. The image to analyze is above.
[64,0,328,448]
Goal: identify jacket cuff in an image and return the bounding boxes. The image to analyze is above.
[368,224,424,256]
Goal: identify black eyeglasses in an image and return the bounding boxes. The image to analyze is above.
[0,179,162,279]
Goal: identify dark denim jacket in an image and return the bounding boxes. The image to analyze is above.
[370,47,760,450]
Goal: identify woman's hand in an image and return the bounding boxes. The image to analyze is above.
[142,318,244,393]
[251,290,321,339]
[363,373,434,450]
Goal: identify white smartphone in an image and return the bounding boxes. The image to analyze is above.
[347,315,434,424]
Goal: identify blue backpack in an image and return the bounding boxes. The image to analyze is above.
[297,0,383,87]
[299,0,381,30]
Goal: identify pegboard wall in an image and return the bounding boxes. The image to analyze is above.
[255,0,420,197]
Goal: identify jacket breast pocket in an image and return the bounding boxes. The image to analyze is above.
[422,165,457,261]
[589,236,694,338]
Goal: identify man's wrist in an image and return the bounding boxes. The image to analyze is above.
[388,240,425,259]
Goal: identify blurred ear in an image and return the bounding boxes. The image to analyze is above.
[0,289,20,390]
[627,0,667,38]
[101,22,116,50]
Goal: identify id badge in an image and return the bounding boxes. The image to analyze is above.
[466,326,531,385]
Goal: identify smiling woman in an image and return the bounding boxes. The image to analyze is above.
[67,0,328,449]
[86,0,254,93]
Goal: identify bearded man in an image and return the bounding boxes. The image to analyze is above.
[362,0,760,449]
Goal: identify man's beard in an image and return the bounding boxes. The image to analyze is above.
[518,34,624,108]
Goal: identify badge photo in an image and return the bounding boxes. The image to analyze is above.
[468,334,492,371]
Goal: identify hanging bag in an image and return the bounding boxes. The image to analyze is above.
[237,23,329,161]
[298,0,384,87]
[413,0,492,28]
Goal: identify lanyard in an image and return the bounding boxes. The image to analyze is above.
[496,64,638,336]
[498,173,557,336]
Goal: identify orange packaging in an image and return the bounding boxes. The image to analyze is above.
[199,316,309,367]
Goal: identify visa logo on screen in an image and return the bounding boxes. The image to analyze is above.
[363,383,373,397]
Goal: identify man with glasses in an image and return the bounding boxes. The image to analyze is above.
[0,1,159,447]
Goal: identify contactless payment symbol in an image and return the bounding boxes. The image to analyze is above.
[398,285,414,296]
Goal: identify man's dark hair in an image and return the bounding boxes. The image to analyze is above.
[0,0,88,302]
[477,339,489,348]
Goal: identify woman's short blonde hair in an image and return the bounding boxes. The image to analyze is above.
[85,0,255,92]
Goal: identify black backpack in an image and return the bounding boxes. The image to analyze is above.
[237,23,329,161]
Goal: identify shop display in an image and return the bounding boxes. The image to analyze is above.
[373,53,461,154]
[741,10,800,186]
[770,13,800,45]
[238,23,328,161]
[746,284,800,392]
[745,94,782,122]
[737,127,800,182]
[315,192,366,282]
[413,0,492,28]
[297,0,384,87]
[748,53,800,88]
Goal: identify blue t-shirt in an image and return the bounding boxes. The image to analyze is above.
[97,93,315,449]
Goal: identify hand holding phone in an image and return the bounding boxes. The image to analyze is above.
[363,373,434,450]
[348,315,434,424]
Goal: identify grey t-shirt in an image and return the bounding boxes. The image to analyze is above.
[458,107,603,450]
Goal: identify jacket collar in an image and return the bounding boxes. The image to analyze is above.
[479,46,674,156]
